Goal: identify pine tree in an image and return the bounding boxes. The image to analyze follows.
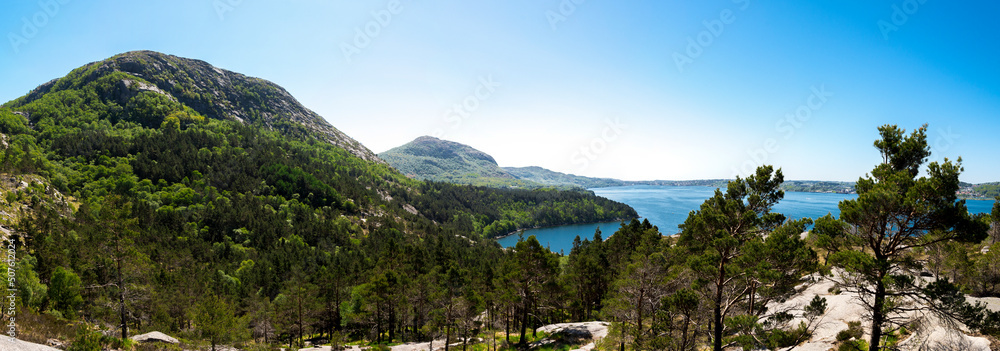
[193,295,244,351]
[829,124,988,351]
[678,165,789,351]
[80,195,149,340]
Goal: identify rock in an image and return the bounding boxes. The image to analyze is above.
[45,339,64,349]
[531,322,610,350]
[0,338,63,351]
[968,296,1000,312]
[536,321,609,341]
[767,269,993,351]
[130,331,180,344]
[403,204,418,215]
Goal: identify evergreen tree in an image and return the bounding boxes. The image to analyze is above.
[678,165,787,351]
[829,124,988,351]
[510,236,560,348]
[193,295,244,351]
[604,252,670,349]
[79,196,149,340]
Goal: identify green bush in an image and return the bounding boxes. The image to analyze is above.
[836,321,864,342]
[837,339,869,351]
[48,267,84,319]
[68,331,105,351]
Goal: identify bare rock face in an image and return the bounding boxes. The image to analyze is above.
[130,331,180,344]
[0,338,63,351]
[767,270,992,351]
[531,322,610,350]
[13,50,381,163]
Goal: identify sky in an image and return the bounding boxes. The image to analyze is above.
[1,1,998,183]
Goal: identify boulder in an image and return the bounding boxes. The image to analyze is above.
[0,338,63,351]
[130,331,179,344]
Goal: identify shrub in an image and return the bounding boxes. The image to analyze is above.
[68,331,105,351]
[838,339,869,351]
[836,320,864,342]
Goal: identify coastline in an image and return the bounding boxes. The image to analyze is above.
[490,217,635,242]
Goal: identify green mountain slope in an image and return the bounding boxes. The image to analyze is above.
[0,51,636,345]
[379,136,548,188]
[503,166,628,188]
[9,50,380,163]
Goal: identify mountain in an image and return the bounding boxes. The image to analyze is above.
[0,51,637,346]
[379,137,734,189]
[8,50,380,163]
[0,50,635,236]
[379,136,550,188]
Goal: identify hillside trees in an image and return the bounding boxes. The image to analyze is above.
[563,229,611,322]
[508,236,560,348]
[193,295,245,351]
[678,166,817,351]
[604,252,670,349]
[78,195,150,340]
[47,267,84,319]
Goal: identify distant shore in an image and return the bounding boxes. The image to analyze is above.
[492,217,634,242]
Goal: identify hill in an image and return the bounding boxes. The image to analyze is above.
[502,166,627,188]
[379,136,552,188]
[9,50,379,163]
[0,51,636,347]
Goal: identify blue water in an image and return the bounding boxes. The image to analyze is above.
[496,185,997,254]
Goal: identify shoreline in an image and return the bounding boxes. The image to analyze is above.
[491,217,635,242]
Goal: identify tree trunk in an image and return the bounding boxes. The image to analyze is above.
[390,306,397,342]
[377,304,383,344]
[504,305,510,344]
[868,279,886,351]
[636,289,644,347]
[681,315,690,351]
[619,322,626,351]
[298,294,304,348]
[518,301,529,347]
[492,307,497,351]
[445,322,451,351]
[713,261,725,351]
[117,254,128,340]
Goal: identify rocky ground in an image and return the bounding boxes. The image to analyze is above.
[770,271,996,351]
[0,338,61,351]
[531,322,610,351]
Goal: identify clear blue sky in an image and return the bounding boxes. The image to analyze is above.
[2,1,998,182]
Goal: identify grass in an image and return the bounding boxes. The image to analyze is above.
[12,307,82,346]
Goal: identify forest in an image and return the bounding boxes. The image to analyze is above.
[0,52,998,351]
[0,52,633,351]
